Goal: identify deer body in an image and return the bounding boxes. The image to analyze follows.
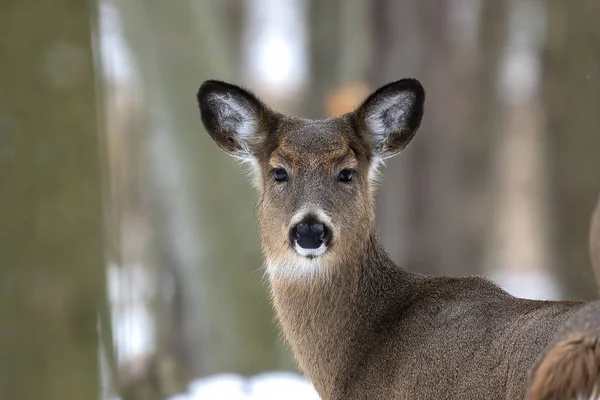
[271,234,584,399]
[197,79,600,399]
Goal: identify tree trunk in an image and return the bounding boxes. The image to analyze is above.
[370,0,486,277]
[0,1,108,399]
[109,0,291,381]
[305,0,343,119]
[485,0,560,300]
[544,0,600,300]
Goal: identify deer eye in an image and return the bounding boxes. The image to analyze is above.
[338,169,353,183]
[274,168,288,182]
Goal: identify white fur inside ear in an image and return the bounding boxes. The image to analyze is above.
[207,93,258,140]
[364,91,416,141]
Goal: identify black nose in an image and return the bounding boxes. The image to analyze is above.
[290,216,332,250]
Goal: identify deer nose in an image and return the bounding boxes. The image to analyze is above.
[290,217,332,250]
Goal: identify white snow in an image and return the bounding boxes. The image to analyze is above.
[109,372,321,400]
[491,270,560,300]
[182,372,320,400]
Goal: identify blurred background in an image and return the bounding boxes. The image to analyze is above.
[2,0,600,399]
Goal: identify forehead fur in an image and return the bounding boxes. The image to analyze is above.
[269,116,366,162]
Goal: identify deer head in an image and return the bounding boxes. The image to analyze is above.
[197,80,425,278]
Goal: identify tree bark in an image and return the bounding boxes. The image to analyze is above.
[483,0,561,300]
[0,1,108,399]
[370,0,487,276]
[544,0,600,300]
[110,0,291,380]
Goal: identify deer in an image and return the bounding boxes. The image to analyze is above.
[196,78,600,400]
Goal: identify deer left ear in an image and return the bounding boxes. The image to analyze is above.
[197,80,273,160]
[354,79,425,158]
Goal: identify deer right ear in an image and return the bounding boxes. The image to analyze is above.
[197,80,272,160]
[354,79,425,159]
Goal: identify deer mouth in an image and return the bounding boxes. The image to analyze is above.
[294,243,328,259]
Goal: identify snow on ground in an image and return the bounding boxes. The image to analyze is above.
[111,372,321,400]
[492,270,560,300]
[173,372,320,400]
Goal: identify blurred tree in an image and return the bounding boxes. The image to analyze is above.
[369,0,487,276]
[306,0,343,119]
[544,0,600,300]
[367,0,418,272]
[107,0,291,390]
[485,0,560,300]
[307,0,371,119]
[0,1,109,399]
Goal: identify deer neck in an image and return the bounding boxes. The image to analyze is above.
[267,233,416,396]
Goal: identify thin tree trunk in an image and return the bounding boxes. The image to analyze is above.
[306,0,342,119]
[485,0,559,300]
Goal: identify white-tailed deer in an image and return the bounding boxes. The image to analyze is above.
[197,79,600,399]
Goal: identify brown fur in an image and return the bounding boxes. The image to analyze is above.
[197,79,600,399]
[528,302,600,400]
[592,193,600,296]
[528,335,600,400]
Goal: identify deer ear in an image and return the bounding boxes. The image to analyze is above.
[354,79,425,158]
[197,80,273,160]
